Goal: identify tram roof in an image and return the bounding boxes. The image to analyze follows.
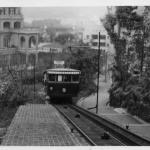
[45,68,81,74]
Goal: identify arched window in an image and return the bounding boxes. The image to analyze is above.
[14,22,21,29]
[0,9,3,15]
[20,36,25,48]
[29,36,36,48]
[3,22,10,29]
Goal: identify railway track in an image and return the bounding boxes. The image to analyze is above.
[54,104,150,146]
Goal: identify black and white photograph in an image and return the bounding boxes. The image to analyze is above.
[0,0,150,147]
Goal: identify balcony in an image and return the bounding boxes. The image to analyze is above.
[0,14,23,20]
[0,47,39,55]
[0,28,40,34]
[0,48,17,55]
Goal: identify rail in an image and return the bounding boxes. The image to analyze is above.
[54,104,125,146]
[70,104,150,146]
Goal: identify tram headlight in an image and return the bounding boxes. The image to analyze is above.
[62,88,66,93]
[50,87,53,91]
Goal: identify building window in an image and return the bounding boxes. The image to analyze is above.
[3,36,10,48]
[14,22,21,29]
[86,35,90,39]
[92,34,98,39]
[3,8,6,15]
[100,35,106,39]
[20,36,26,48]
[3,22,10,29]
[100,42,106,47]
[9,8,15,15]
[0,9,3,15]
[92,42,98,46]
[29,36,36,48]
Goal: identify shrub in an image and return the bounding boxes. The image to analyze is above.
[109,73,150,122]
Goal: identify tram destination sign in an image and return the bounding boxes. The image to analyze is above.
[54,60,65,68]
[54,60,65,65]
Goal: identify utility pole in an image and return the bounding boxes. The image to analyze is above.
[87,32,101,114]
[34,55,36,100]
[70,46,71,52]
[96,32,101,114]
[105,51,108,82]
[20,53,23,96]
[50,48,53,68]
[140,18,145,76]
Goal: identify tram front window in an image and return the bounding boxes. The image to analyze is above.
[63,75,71,82]
[72,75,79,82]
[58,75,62,82]
[49,74,56,81]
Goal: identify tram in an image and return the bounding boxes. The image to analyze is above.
[43,68,81,102]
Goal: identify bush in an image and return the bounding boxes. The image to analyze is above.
[109,73,150,122]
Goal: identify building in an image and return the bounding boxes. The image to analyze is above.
[38,42,63,53]
[90,31,110,52]
[0,7,40,71]
[83,25,115,54]
[0,7,39,50]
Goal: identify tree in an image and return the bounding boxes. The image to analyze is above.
[102,6,144,81]
[46,28,56,42]
[54,33,75,45]
[103,6,150,122]
[66,47,98,98]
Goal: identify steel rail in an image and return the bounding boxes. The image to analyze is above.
[54,105,97,146]
[70,104,150,146]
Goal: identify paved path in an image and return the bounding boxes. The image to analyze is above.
[2,104,84,146]
[77,76,150,141]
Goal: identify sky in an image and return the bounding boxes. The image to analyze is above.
[22,7,107,24]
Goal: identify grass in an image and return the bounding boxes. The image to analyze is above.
[22,83,46,104]
[0,106,17,128]
[0,82,45,130]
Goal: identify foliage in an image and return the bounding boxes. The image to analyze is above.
[66,47,98,99]
[103,6,150,122]
[54,33,75,45]
[0,74,15,104]
[109,74,150,121]
[0,106,17,128]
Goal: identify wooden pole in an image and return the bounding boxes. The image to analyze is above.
[105,51,108,82]
[96,32,101,114]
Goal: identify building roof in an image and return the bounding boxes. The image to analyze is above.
[38,42,64,48]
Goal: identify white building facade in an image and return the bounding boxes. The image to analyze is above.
[82,24,115,54]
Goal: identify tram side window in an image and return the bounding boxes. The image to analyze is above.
[49,74,56,81]
[63,75,71,82]
[72,75,79,82]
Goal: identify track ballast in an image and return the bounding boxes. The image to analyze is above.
[53,104,150,146]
